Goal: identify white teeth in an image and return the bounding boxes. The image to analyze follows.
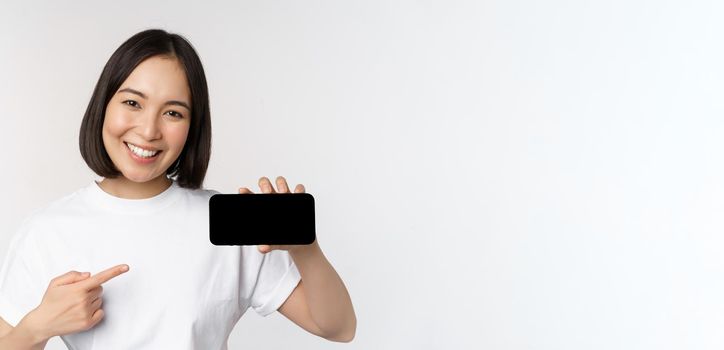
[126,142,158,158]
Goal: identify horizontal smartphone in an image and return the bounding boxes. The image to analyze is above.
[209,193,316,246]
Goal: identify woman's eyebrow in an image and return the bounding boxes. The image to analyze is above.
[117,87,191,111]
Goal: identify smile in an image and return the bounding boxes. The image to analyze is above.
[125,142,161,158]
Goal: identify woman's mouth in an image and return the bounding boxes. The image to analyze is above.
[125,141,162,163]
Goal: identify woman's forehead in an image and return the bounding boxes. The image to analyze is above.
[119,56,191,101]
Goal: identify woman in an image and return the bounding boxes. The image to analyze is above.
[0,29,356,349]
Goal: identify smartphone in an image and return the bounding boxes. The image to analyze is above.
[209,193,316,246]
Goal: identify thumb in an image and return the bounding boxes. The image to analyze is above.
[51,270,91,287]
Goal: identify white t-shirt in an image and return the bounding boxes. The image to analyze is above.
[0,179,302,349]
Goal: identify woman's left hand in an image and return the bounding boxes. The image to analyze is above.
[238,176,314,254]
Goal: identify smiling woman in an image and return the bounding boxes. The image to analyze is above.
[98,56,193,198]
[0,28,355,349]
[79,29,212,198]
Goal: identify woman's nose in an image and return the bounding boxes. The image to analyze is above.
[138,113,162,140]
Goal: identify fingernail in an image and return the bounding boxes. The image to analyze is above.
[121,265,129,272]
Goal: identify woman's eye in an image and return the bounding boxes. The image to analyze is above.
[121,100,182,118]
[123,100,139,108]
[166,110,183,118]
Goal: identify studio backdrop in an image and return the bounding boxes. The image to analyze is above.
[1,0,723,349]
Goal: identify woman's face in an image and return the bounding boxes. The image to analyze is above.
[102,55,191,184]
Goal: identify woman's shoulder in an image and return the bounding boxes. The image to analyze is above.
[20,183,221,226]
[177,184,221,200]
[7,187,84,244]
[30,187,88,224]
[173,184,222,211]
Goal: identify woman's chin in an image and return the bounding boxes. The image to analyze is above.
[121,170,160,184]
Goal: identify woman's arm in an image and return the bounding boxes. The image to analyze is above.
[0,317,12,338]
[250,176,357,341]
[0,266,128,350]
[279,240,356,342]
[0,313,49,350]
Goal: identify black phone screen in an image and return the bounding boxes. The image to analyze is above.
[209,193,316,246]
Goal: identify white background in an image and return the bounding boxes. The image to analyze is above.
[1,0,723,349]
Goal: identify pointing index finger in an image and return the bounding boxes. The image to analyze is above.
[80,264,129,290]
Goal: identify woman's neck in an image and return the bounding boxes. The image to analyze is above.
[97,175,172,199]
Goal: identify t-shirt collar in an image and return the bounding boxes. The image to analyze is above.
[84,178,182,215]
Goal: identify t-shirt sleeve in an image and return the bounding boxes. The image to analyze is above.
[249,249,302,317]
[0,220,46,327]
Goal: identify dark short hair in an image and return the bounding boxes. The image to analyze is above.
[79,28,211,189]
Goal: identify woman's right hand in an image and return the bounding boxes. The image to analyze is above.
[22,264,130,340]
